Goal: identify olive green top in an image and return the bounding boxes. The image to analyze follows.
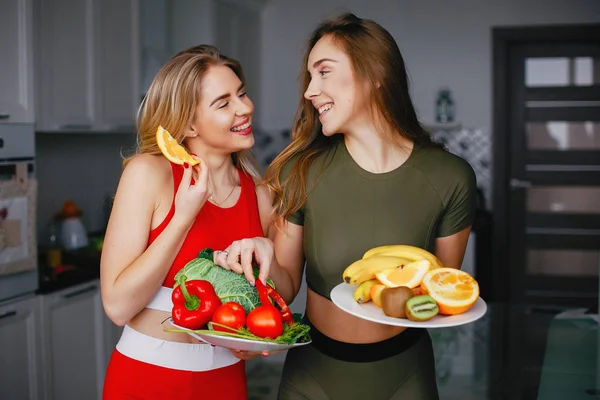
[281,137,477,300]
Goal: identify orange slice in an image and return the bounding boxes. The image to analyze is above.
[156,125,200,166]
[374,259,431,289]
[420,268,479,315]
[370,284,387,308]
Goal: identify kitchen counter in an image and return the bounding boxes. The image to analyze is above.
[37,245,102,295]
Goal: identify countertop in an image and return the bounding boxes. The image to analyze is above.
[37,245,102,295]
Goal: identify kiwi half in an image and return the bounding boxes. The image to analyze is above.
[381,286,414,318]
[405,295,439,321]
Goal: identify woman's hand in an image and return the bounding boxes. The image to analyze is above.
[214,237,274,285]
[173,158,211,225]
[228,349,282,360]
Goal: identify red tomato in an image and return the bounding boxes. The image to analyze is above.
[246,305,283,338]
[211,302,246,333]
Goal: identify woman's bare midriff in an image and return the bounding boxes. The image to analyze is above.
[305,287,407,343]
[127,308,206,344]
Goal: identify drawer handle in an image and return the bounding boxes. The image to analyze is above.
[64,285,97,299]
[0,310,17,320]
[0,114,10,120]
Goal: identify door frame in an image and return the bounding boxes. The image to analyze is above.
[491,23,600,303]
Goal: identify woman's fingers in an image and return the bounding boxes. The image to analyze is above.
[214,238,273,285]
[239,240,256,285]
[256,251,272,284]
[195,157,209,189]
[230,349,260,360]
[226,242,244,275]
[180,161,193,188]
[214,250,231,270]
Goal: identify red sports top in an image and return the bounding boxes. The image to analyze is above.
[148,162,265,288]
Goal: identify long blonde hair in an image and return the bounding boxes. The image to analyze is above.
[125,44,260,179]
[264,13,441,221]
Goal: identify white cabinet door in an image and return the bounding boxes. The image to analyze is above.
[0,0,35,124]
[96,0,140,132]
[0,295,43,400]
[37,0,140,132]
[41,281,105,400]
[37,0,96,131]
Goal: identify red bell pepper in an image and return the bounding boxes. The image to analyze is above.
[171,276,221,330]
[255,280,295,325]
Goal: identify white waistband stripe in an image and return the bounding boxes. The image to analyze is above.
[146,286,174,312]
[115,325,240,372]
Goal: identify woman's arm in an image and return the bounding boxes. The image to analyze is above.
[216,184,305,304]
[100,156,209,326]
[434,226,472,269]
[268,218,305,304]
[256,184,305,303]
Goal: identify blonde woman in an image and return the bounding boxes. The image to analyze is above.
[100,45,272,399]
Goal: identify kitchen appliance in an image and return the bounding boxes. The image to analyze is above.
[60,216,89,250]
[0,123,37,304]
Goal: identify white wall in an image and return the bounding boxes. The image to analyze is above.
[259,0,600,133]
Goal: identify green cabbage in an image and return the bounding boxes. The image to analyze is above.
[173,250,275,313]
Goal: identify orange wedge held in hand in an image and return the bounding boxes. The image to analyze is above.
[420,268,479,315]
[156,125,200,166]
[374,259,431,289]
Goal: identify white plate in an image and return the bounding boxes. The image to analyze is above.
[330,282,487,328]
[168,319,312,352]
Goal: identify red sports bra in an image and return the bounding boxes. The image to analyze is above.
[148,162,265,288]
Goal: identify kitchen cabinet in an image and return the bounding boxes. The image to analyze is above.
[40,280,108,400]
[214,0,262,126]
[36,0,140,133]
[0,0,35,124]
[0,295,43,400]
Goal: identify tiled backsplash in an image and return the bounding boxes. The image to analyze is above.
[430,127,492,210]
[253,129,291,173]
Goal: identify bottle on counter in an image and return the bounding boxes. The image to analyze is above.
[46,220,62,268]
[435,88,455,123]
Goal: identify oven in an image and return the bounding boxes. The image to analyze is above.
[0,123,37,304]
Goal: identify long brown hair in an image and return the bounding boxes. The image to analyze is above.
[125,44,260,178]
[264,13,439,221]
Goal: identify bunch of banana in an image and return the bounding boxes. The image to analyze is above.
[352,279,378,303]
[342,255,410,285]
[362,245,444,270]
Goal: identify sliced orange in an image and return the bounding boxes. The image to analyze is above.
[374,259,431,289]
[370,284,386,308]
[156,125,200,166]
[420,268,479,315]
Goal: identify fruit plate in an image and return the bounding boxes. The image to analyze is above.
[330,283,487,328]
[167,319,312,352]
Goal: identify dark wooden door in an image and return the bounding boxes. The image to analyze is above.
[493,24,600,310]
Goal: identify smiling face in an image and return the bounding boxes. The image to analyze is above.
[189,65,255,152]
[304,35,370,137]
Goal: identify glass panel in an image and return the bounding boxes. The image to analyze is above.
[527,121,600,150]
[526,57,599,87]
[527,249,599,277]
[527,186,600,213]
[575,57,594,86]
